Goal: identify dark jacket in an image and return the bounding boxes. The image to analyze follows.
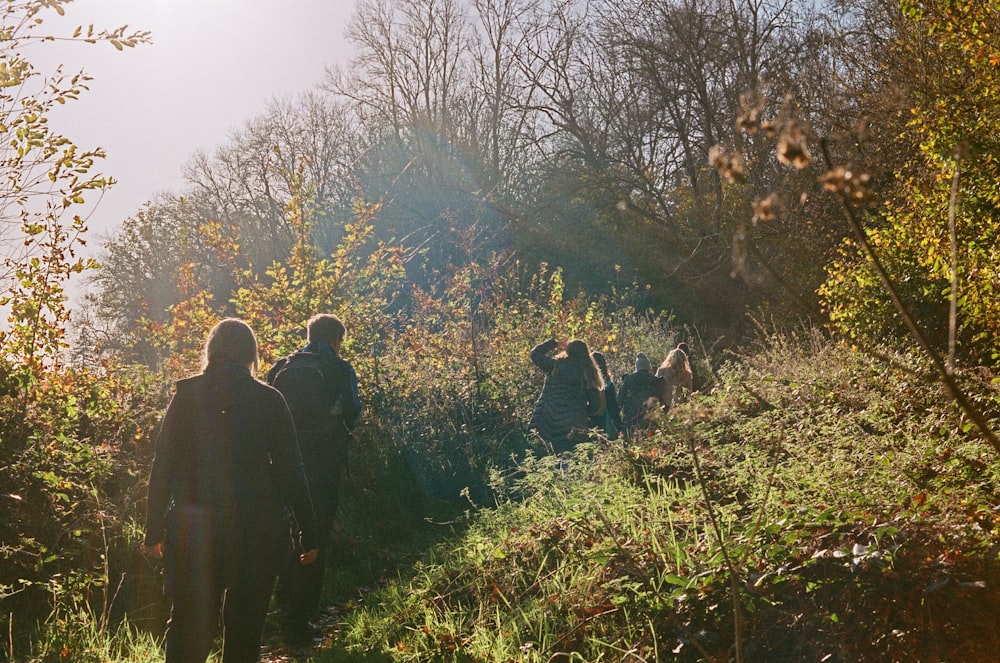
[267,344,361,435]
[144,363,316,582]
[528,339,604,452]
[619,369,664,429]
[267,343,360,483]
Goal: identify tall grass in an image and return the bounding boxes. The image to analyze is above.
[10,615,162,663]
[328,324,1000,661]
[14,290,1000,660]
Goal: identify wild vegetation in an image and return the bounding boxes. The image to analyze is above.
[328,325,1000,662]
[3,0,1000,661]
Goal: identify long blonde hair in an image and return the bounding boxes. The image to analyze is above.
[202,318,259,375]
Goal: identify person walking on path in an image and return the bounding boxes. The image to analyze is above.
[618,352,664,436]
[267,313,361,647]
[528,338,605,454]
[141,318,318,663]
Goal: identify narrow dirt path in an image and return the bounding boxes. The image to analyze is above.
[259,605,344,662]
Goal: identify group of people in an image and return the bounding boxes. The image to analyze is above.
[528,338,693,452]
[137,317,689,662]
[140,314,361,662]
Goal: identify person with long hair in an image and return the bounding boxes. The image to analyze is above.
[528,338,605,454]
[590,351,624,440]
[656,342,694,410]
[141,318,318,663]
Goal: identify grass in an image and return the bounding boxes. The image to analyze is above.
[10,614,162,663]
[325,327,1000,661]
[14,326,1000,661]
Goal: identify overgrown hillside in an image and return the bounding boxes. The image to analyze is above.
[9,317,1000,662]
[4,1,1000,661]
[324,327,1000,662]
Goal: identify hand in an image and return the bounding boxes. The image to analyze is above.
[299,548,319,565]
[139,542,163,559]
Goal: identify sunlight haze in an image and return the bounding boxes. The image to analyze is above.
[32,0,356,240]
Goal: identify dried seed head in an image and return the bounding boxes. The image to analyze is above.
[737,94,763,134]
[752,193,778,224]
[709,143,745,183]
[777,122,811,169]
[820,166,872,202]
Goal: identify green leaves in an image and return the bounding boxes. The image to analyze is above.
[820,0,1000,368]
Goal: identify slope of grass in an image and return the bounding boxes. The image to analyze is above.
[326,328,1000,661]
[16,327,1000,662]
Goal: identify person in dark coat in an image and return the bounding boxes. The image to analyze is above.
[590,351,624,440]
[267,313,362,647]
[618,352,665,436]
[528,338,605,454]
[140,318,318,663]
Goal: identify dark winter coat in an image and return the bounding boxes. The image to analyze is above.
[143,362,317,587]
[619,369,664,429]
[528,339,604,453]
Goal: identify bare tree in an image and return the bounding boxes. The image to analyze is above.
[329,0,472,142]
[183,93,364,264]
[461,0,549,197]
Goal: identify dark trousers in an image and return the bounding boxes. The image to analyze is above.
[164,524,275,663]
[275,464,343,633]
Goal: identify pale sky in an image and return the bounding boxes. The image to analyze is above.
[31,0,356,240]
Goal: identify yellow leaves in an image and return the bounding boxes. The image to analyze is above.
[0,59,28,88]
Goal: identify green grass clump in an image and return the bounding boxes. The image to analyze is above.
[13,614,162,663]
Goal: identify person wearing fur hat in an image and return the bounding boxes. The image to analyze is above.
[528,338,605,454]
[618,352,664,436]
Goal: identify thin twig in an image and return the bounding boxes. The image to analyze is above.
[687,433,743,663]
[947,147,962,375]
